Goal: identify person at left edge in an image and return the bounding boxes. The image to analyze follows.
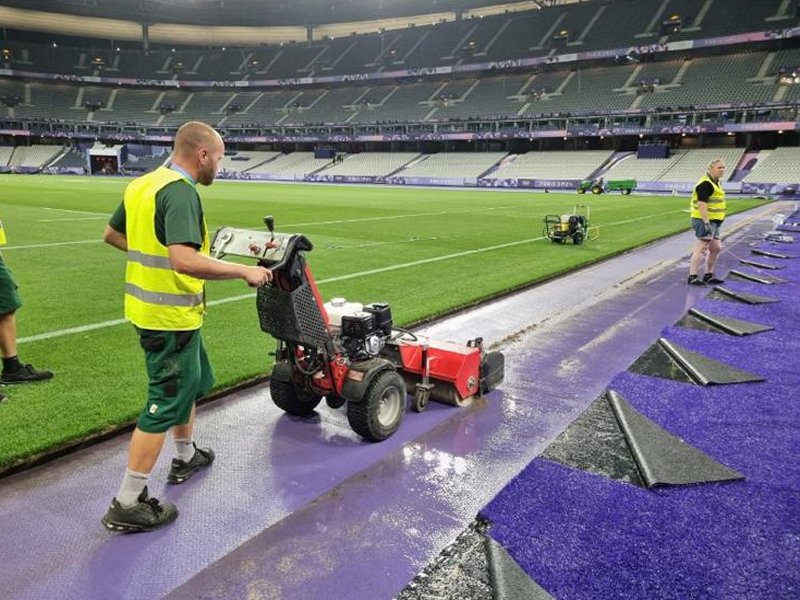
[0,215,54,402]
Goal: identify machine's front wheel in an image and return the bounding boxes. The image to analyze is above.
[347,370,407,442]
[573,230,585,245]
[270,377,322,417]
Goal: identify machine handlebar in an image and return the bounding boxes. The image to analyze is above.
[210,226,313,273]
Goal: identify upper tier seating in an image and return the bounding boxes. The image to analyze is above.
[1,0,791,81]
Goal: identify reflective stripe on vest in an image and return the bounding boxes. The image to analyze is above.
[690,174,726,220]
[123,166,210,330]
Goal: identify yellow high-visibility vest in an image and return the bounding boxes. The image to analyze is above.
[690,174,726,220]
[123,166,210,330]
[0,217,6,245]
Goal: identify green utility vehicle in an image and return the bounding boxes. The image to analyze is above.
[577,178,637,195]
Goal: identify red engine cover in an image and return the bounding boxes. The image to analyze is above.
[398,340,481,400]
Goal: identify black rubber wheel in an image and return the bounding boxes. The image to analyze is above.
[592,185,603,194]
[577,188,586,194]
[347,370,406,442]
[270,377,322,417]
[573,231,584,245]
[624,188,632,195]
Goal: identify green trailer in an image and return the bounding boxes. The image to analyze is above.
[577,179,637,195]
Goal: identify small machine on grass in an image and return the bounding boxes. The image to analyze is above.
[577,178,636,195]
[543,204,593,245]
[210,217,504,443]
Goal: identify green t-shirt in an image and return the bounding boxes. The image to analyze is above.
[109,179,205,248]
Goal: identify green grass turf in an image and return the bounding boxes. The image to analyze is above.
[0,175,766,469]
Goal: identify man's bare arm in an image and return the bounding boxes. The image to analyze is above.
[103,224,128,252]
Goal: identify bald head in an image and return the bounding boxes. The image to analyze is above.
[172,121,225,186]
[174,121,223,159]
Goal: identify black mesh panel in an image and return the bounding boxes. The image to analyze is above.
[256,283,329,347]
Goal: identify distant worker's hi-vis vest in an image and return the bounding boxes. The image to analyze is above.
[690,174,726,221]
[123,166,210,330]
[0,217,6,245]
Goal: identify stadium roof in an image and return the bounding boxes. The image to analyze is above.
[0,0,555,27]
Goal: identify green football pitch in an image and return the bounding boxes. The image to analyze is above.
[0,175,765,469]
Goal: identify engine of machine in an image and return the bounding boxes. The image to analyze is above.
[325,299,393,360]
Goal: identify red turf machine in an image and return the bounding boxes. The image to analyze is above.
[211,217,504,442]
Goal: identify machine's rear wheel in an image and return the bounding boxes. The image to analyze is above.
[592,185,603,194]
[270,376,322,417]
[573,231,585,245]
[624,188,632,195]
[347,370,406,442]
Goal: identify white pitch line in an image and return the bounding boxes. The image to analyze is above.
[2,239,103,250]
[41,207,110,216]
[17,210,683,344]
[38,217,107,222]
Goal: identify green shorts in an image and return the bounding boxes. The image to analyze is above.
[136,327,215,434]
[0,253,22,316]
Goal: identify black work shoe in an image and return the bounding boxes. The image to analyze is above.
[1,363,54,384]
[167,444,215,484]
[703,273,725,284]
[101,486,178,533]
[687,275,706,286]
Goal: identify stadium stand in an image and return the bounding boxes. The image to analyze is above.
[0,145,14,166]
[218,150,281,174]
[604,150,689,181]
[657,148,745,183]
[741,147,800,182]
[288,86,367,125]
[396,152,507,178]
[8,144,61,168]
[536,65,637,114]
[122,154,168,173]
[488,150,614,180]
[605,148,746,183]
[316,152,420,177]
[49,147,87,170]
[245,152,329,178]
[350,81,442,123]
[638,52,775,109]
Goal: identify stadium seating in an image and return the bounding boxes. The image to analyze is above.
[350,81,442,124]
[8,145,61,168]
[604,150,689,181]
[395,152,507,179]
[637,53,775,109]
[245,152,329,177]
[50,148,87,169]
[488,150,614,180]
[741,147,800,182]
[430,75,529,121]
[605,148,746,182]
[657,148,745,182]
[287,86,367,125]
[218,150,281,174]
[317,152,420,177]
[0,145,14,166]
